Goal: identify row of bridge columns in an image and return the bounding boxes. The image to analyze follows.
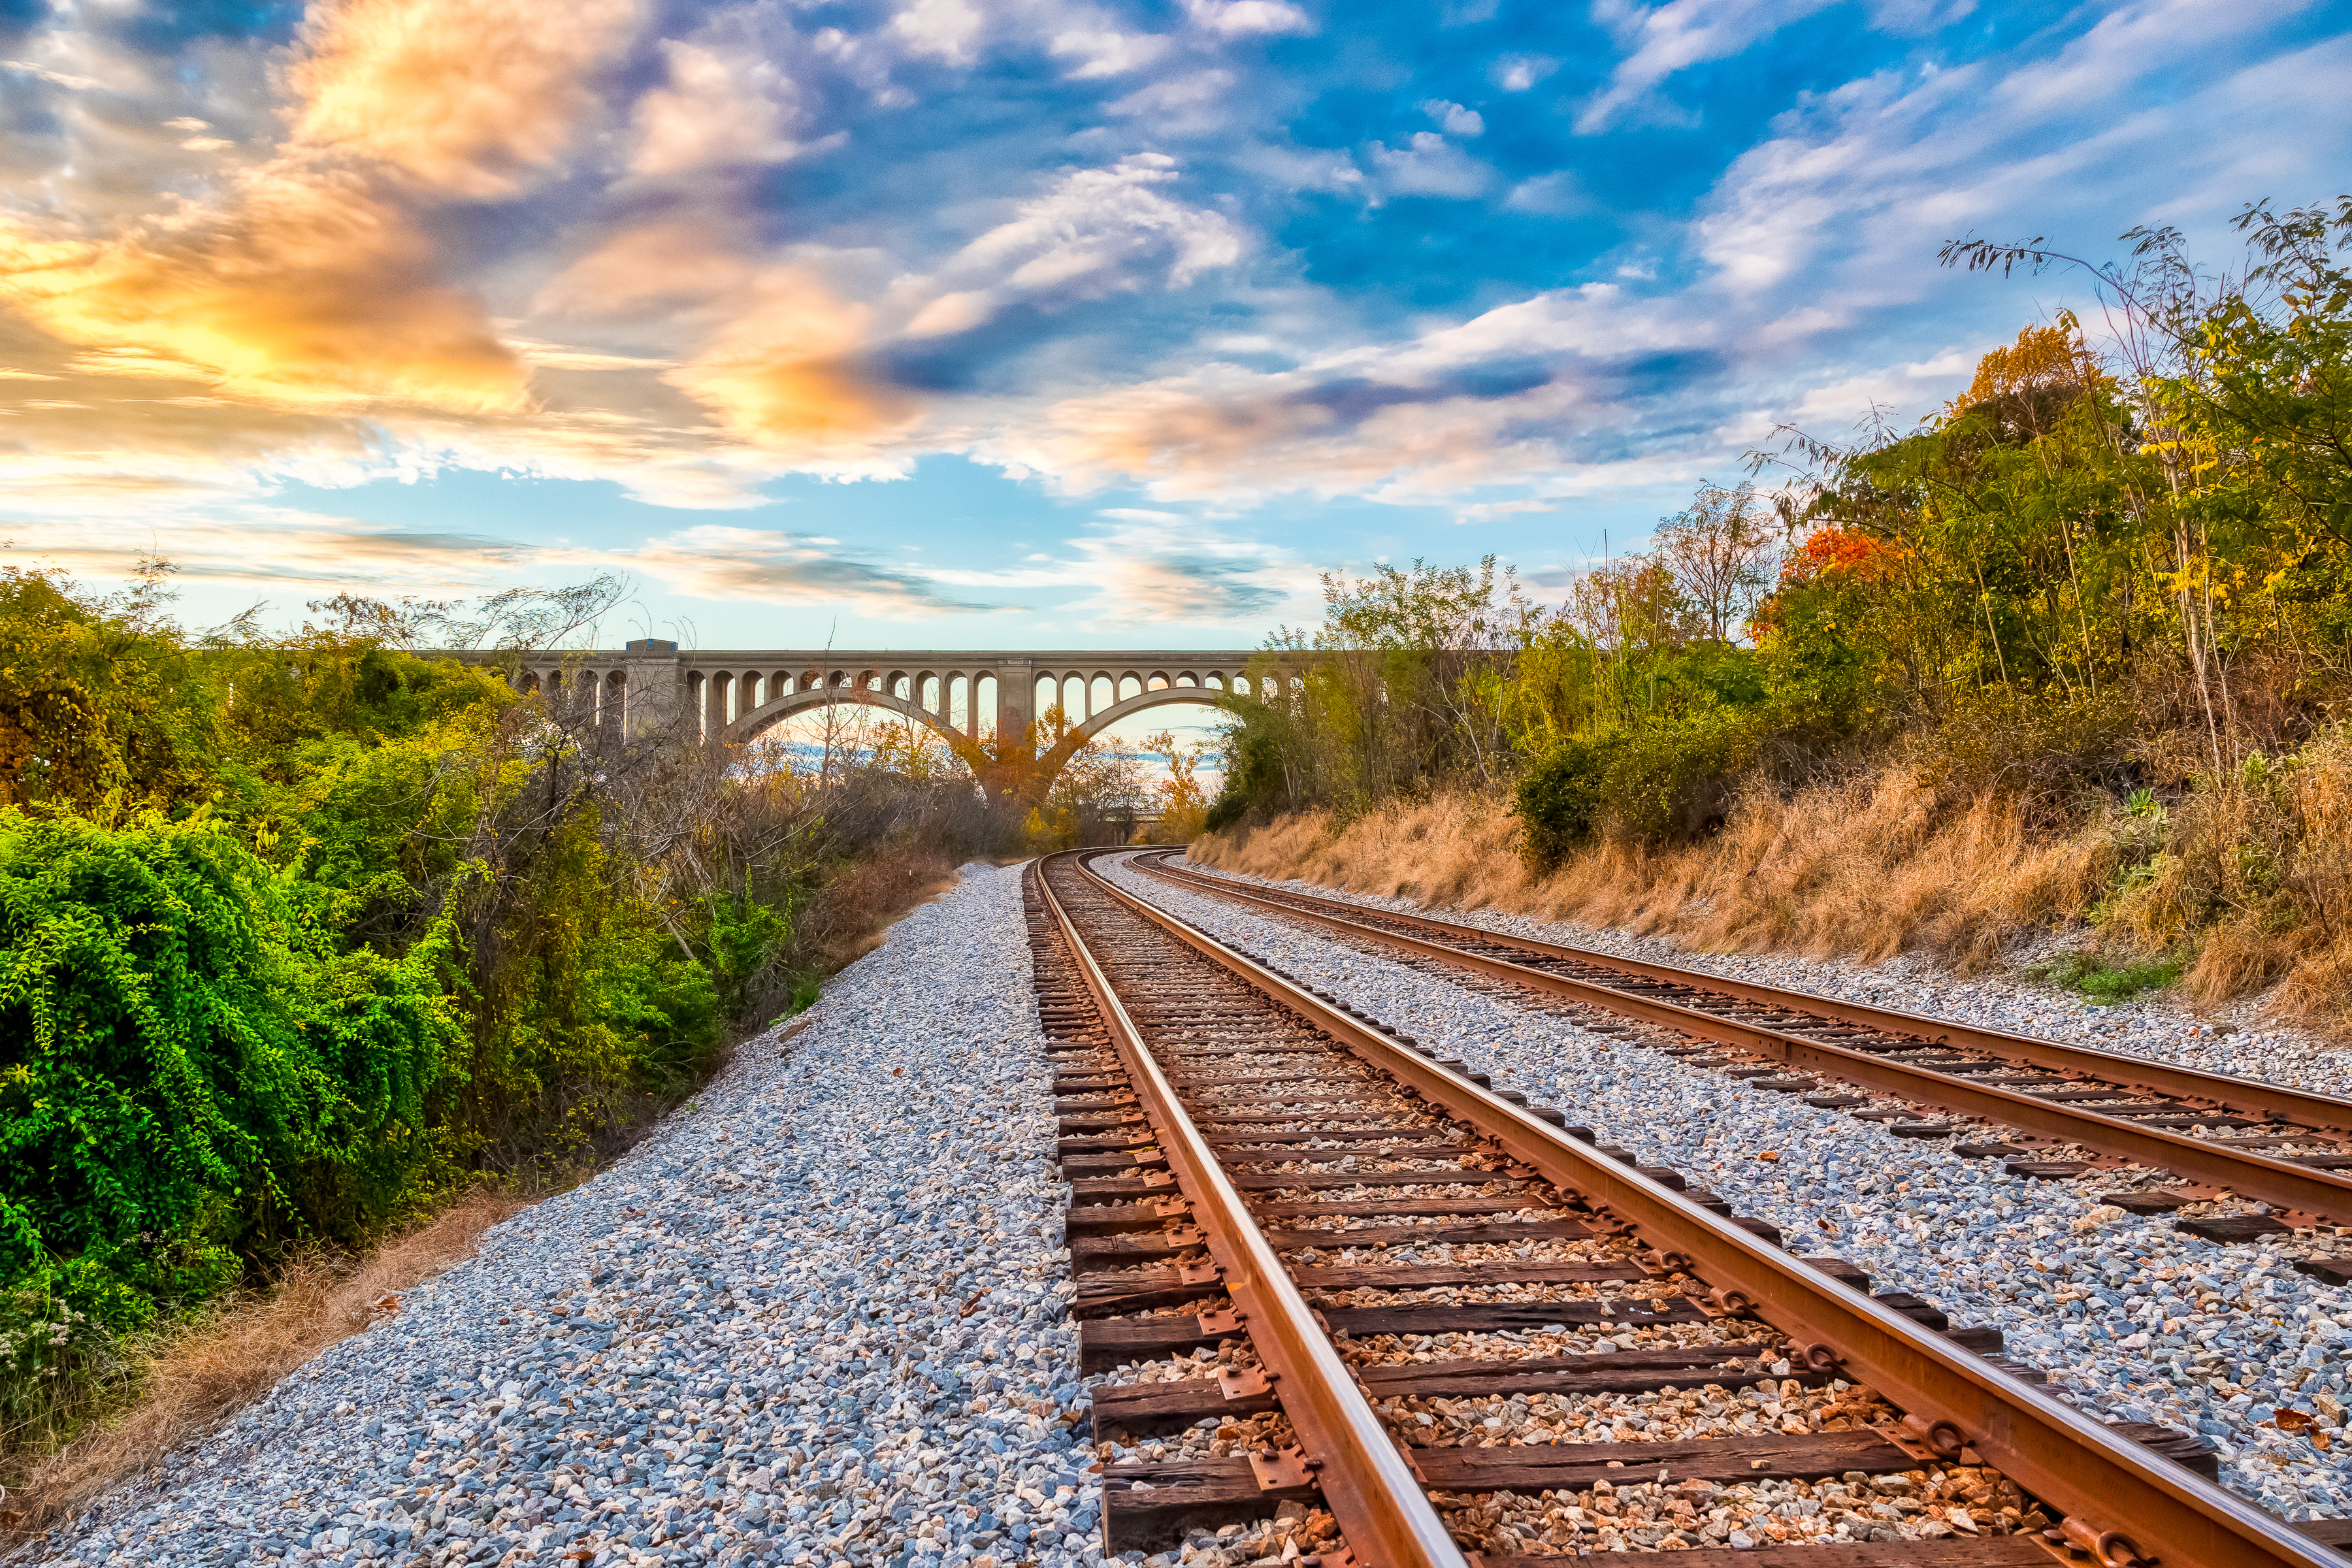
[682,664,1269,745]
[504,654,1292,753]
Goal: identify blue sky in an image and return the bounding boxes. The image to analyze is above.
[1,0,2346,651]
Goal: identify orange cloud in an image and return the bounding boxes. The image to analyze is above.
[531,221,758,319]
[0,166,528,412]
[289,0,645,197]
[661,269,921,461]
[0,0,653,417]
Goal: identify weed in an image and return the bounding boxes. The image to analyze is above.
[2038,951,2187,1004]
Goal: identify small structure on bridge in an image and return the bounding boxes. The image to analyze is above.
[484,640,1285,800]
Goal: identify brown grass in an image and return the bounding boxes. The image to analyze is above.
[1194,745,2352,1032]
[798,843,962,971]
[1193,766,2115,975]
[3,1190,527,1539]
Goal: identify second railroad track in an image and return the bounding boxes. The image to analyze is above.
[1122,850,2352,1243]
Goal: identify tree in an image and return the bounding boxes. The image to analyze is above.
[1654,481,1777,643]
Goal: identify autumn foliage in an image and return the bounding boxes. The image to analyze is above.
[1205,195,2352,1030]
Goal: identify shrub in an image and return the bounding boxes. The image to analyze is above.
[1204,791,1250,834]
[1513,737,1610,870]
[0,811,462,1413]
[1591,710,1759,846]
[1516,710,1763,867]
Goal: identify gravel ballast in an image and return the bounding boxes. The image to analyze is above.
[39,864,1098,1568]
[1107,854,2352,1520]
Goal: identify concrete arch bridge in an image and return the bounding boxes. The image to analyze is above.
[502,642,1297,800]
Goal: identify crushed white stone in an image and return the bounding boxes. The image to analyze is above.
[31,864,1102,1568]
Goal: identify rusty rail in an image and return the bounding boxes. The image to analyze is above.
[1129,851,2352,1226]
[1033,853,1467,1568]
[1066,847,2340,1568]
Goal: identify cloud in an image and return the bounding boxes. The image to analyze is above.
[979,280,1741,504]
[1422,99,1484,136]
[0,511,534,595]
[898,154,1243,337]
[1491,54,1558,91]
[289,0,644,196]
[1180,0,1313,39]
[529,221,760,319]
[0,167,529,412]
[664,269,922,463]
[1790,348,1972,424]
[0,0,660,419]
[890,0,986,65]
[2,57,101,91]
[1504,171,1588,214]
[608,525,995,611]
[1364,132,1489,199]
[1688,0,2340,302]
[1577,0,1835,134]
[1106,67,1236,123]
[1049,27,1173,78]
[924,512,1311,624]
[0,507,998,618]
[628,39,809,176]
[1063,515,1313,625]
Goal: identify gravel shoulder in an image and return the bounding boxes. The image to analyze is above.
[1109,854,2352,1521]
[39,862,1100,1568]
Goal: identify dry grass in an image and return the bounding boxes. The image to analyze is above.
[1194,767,2116,975]
[799,844,962,971]
[3,1190,527,1539]
[1194,747,2352,1033]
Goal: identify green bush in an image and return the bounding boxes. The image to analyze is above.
[0,811,462,1402]
[1203,791,1250,833]
[1592,710,1759,846]
[1516,710,1762,866]
[1513,736,1610,870]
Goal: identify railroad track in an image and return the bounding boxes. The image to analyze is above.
[1027,848,2352,1568]
[1122,850,2352,1247]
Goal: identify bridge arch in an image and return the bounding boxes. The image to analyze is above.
[709,662,1263,804]
[1032,682,1236,796]
[727,685,995,777]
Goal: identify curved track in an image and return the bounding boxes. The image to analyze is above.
[1124,851,2352,1233]
[1030,849,2350,1568]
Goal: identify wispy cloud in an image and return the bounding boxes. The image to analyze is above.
[0,0,2339,634]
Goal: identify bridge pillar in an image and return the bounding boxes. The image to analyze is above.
[617,640,687,744]
[995,658,1034,751]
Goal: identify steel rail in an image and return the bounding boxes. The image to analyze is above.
[1031,854,1466,1568]
[1128,851,2352,1225]
[1138,852,2352,1135]
[1069,847,2340,1568]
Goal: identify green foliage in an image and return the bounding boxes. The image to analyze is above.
[0,568,221,815]
[1512,737,1609,870]
[1514,708,1765,868]
[0,567,843,1449]
[2036,951,2187,1004]
[1215,558,1533,817]
[0,812,461,1403]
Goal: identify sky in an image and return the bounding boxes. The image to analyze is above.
[1,0,2347,655]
